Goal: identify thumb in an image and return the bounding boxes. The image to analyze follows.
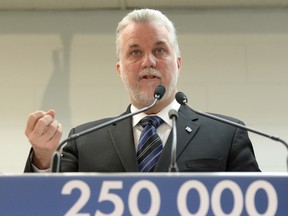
[46,109,56,119]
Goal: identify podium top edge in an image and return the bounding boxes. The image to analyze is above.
[1,172,287,177]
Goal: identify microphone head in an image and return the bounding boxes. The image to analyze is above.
[154,85,166,100]
[175,92,188,105]
[169,109,179,119]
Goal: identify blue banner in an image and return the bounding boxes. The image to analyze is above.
[0,173,287,216]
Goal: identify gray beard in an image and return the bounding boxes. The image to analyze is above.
[128,85,155,107]
[121,68,178,107]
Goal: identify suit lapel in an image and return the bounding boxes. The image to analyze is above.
[106,104,200,172]
[156,105,199,171]
[108,109,139,172]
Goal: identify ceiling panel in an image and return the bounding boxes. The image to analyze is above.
[0,0,287,10]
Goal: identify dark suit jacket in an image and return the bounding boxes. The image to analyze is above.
[25,104,260,172]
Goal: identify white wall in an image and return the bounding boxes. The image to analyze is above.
[0,9,287,173]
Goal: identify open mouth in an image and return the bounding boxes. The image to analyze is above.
[142,75,159,79]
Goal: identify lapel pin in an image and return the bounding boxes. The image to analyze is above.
[185,126,192,133]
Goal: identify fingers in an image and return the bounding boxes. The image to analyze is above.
[46,109,56,119]
[25,110,56,136]
[25,111,46,136]
[33,115,55,137]
[50,123,63,144]
[25,110,62,148]
[42,119,60,142]
[32,120,62,152]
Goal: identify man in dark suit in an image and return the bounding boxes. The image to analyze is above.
[24,9,260,172]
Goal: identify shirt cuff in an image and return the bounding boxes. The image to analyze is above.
[30,151,51,173]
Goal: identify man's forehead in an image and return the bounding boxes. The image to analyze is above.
[121,25,170,44]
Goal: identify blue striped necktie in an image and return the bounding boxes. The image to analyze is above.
[137,116,164,172]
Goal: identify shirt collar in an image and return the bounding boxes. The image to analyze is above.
[131,99,181,127]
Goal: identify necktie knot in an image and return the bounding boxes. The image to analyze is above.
[139,116,164,129]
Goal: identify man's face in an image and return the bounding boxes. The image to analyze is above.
[116,22,182,109]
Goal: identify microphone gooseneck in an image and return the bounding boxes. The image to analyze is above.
[176,91,288,171]
[168,109,179,172]
[51,85,166,173]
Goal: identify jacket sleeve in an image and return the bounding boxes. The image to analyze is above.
[227,122,261,171]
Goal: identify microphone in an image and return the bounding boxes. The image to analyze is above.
[168,109,179,172]
[51,85,166,172]
[175,91,288,171]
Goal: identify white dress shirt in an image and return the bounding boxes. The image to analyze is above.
[131,99,180,150]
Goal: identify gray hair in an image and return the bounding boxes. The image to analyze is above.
[116,8,180,60]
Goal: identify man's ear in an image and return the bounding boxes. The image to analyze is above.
[177,56,182,72]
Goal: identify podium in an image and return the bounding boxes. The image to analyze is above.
[0,173,287,215]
